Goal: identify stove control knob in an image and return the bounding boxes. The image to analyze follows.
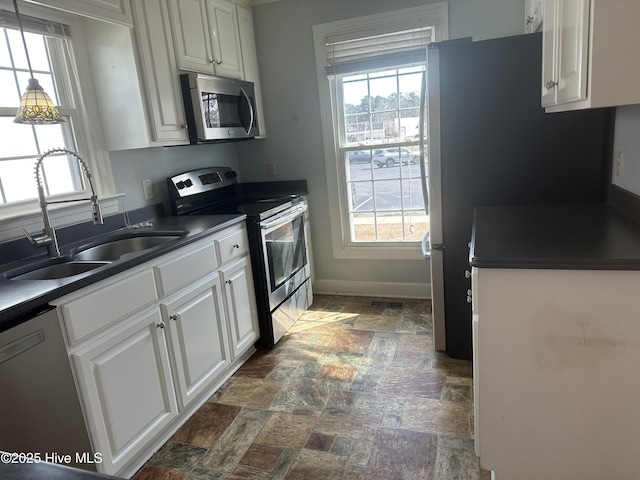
[176,181,186,190]
[184,179,193,187]
[226,170,237,179]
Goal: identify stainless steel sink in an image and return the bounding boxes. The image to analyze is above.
[72,231,188,262]
[8,261,110,281]
[2,230,188,281]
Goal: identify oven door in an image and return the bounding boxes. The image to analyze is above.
[260,204,310,311]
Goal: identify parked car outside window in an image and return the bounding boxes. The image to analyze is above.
[348,150,372,163]
[372,147,419,168]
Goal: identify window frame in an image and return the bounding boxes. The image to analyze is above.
[312,3,449,260]
[0,0,119,242]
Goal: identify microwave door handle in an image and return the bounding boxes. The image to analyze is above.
[240,87,254,136]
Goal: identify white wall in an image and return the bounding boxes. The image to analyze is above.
[235,0,525,297]
[611,105,640,196]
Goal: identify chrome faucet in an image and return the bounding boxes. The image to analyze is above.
[22,148,103,258]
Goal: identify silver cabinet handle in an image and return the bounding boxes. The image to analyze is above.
[169,314,178,321]
[464,270,471,278]
[157,321,165,329]
[466,289,472,304]
[233,244,240,249]
[210,58,222,65]
[526,16,533,25]
[546,80,558,89]
[226,279,232,285]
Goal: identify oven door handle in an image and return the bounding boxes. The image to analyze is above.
[260,206,306,230]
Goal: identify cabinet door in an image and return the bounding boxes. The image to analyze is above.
[71,308,178,475]
[541,0,557,106]
[169,0,215,74]
[220,257,259,359]
[162,276,231,411]
[131,0,189,145]
[555,0,589,104]
[206,0,244,79]
[525,0,543,33]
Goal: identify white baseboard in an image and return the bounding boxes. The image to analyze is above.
[312,279,431,299]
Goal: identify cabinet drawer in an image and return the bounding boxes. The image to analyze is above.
[216,228,249,265]
[60,269,158,345]
[154,242,217,296]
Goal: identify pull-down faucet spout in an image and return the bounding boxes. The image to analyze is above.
[22,148,103,258]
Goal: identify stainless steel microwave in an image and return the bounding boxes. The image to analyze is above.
[179,73,259,144]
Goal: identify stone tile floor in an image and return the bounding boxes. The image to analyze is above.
[133,295,490,480]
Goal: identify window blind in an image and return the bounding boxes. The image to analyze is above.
[325,26,432,75]
[0,10,72,38]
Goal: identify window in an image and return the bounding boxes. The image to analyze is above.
[341,66,426,243]
[0,5,116,236]
[313,3,448,260]
[0,23,83,204]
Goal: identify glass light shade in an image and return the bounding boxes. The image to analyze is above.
[14,78,64,125]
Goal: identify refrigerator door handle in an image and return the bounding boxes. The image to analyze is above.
[421,232,430,257]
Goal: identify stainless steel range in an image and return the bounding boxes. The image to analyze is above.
[167,167,312,347]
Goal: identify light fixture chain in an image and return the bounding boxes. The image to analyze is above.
[13,0,34,78]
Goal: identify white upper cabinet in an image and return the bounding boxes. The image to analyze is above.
[542,0,640,112]
[525,0,543,33]
[84,0,189,150]
[169,0,244,79]
[27,0,133,26]
[236,3,266,137]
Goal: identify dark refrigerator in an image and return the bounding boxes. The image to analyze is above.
[425,33,612,360]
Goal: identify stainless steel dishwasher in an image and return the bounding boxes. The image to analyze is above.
[0,308,95,471]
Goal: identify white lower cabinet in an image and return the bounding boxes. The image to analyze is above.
[71,308,178,475]
[220,256,259,359]
[162,275,231,410]
[52,223,259,476]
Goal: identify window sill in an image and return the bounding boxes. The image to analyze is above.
[0,193,124,243]
[333,242,426,261]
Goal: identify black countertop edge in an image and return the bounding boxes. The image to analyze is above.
[469,202,640,270]
[0,461,123,480]
[468,258,640,270]
[0,214,246,333]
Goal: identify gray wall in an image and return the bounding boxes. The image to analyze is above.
[235,0,525,294]
[109,143,238,215]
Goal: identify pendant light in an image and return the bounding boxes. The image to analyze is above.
[12,0,64,124]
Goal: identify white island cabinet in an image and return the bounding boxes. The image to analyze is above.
[51,221,259,477]
[471,204,640,480]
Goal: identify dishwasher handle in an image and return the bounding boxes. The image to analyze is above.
[0,330,45,365]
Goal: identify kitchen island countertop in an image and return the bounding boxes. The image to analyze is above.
[470,202,640,270]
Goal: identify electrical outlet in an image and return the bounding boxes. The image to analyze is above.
[267,162,276,177]
[616,151,624,177]
[142,179,154,200]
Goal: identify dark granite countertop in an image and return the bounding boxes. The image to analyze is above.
[0,461,122,480]
[470,203,640,269]
[0,214,245,333]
